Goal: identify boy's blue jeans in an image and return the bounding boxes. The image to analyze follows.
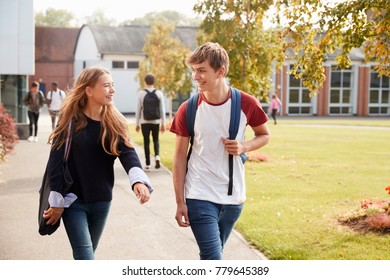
[62,199,111,260]
[186,198,244,260]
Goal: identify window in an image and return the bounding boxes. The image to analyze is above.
[112,61,125,69]
[112,61,139,69]
[127,61,139,69]
[287,65,313,115]
[368,67,390,115]
[329,66,353,115]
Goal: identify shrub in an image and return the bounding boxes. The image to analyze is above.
[247,151,268,162]
[365,213,390,231]
[0,103,19,163]
[338,186,390,234]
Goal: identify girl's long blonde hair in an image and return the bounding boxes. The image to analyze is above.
[48,67,133,155]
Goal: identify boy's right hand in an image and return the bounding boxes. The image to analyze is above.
[175,203,190,227]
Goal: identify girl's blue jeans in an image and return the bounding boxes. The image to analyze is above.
[186,198,244,260]
[62,199,111,260]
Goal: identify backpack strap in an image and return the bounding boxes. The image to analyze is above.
[185,89,242,196]
[232,88,247,163]
[39,91,45,106]
[185,93,199,166]
[228,87,241,196]
[229,88,241,140]
[144,88,157,94]
[186,93,198,139]
[64,120,75,162]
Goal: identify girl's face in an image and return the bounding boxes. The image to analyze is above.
[86,73,115,106]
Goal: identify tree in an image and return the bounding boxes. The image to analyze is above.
[194,0,389,96]
[137,22,193,120]
[276,0,389,95]
[194,0,284,99]
[85,9,117,26]
[35,8,76,27]
[35,8,119,27]
[120,10,200,26]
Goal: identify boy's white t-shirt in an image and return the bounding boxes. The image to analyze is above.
[170,90,268,205]
[47,90,65,111]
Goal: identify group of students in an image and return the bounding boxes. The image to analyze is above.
[23,81,66,142]
[36,42,271,260]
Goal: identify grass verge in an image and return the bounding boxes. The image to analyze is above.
[129,118,390,259]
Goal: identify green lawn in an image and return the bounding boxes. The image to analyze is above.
[129,118,390,260]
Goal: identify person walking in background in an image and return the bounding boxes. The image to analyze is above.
[43,67,153,260]
[170,42,270,260]
[23,81,45,142]
[38,78,46,95]
[46,81,66,130]
[270,94,282,125]
[135,73,166,171]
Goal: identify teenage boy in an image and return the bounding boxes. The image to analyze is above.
[170,42,270,260]
[46,81,66,130]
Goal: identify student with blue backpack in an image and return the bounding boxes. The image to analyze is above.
[170,42,270,260]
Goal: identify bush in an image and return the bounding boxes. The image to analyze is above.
[0,103,19,163]
[338,187,390,234]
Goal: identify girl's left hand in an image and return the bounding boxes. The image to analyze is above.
[43,207,64,225]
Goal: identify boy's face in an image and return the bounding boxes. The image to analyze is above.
[190,61,223,93]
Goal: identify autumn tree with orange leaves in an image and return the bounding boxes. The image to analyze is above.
[194,0,389,97]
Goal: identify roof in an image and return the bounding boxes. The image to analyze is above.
[35,26,79,62]
[325,47,366,61]
[284,46,366,62]
[283,32,366,62]
[83,25,198,55]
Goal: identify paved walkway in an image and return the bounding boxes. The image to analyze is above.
[0,107,266,260]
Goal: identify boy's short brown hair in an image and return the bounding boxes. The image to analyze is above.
[31,81,39,88]
[186,42,229,76]
[144,73,155,85]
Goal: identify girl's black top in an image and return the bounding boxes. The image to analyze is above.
[47,116,143,203]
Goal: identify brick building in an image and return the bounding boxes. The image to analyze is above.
[29,27,79,96]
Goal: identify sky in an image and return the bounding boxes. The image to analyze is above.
[34,0,346,26]
[34,0,200,22]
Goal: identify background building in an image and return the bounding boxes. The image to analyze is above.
[0,0,34,123]
[30,26,79,95]
[73,24,197,113]
[275,47,389,117]
[1,1,388,120]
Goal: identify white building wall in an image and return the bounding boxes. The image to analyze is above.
[112,69,171,114]
[352,64,359,115]
[111,68,139,113]
[74,26,171,114]
[0,0,34,75]
[74,26,101,76]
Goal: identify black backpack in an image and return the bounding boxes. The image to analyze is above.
[143,89,161,120]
